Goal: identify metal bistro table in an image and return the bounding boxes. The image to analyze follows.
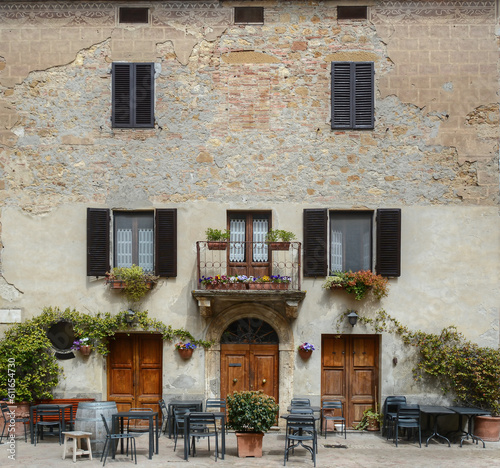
[111,411,159,460]
[183,411,226,460]
[167,400,203,438]
[448,406,491,448]
[29,403,74,445]
[419,405,454,447]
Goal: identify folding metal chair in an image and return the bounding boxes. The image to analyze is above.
[321,400,346,439]
[100,414,137,466]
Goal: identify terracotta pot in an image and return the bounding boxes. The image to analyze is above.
[177,348,194,359]
[207,241,227,250]
[109,280,125,289]
[268,242,290,251]
[235,432,264,457]
[226,283,246,290]
[367,420,380,431]
[79,345,92,356]
[298,349,313,360]
[474,415,500,442]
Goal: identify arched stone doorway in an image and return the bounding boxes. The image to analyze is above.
[204,303,294,421]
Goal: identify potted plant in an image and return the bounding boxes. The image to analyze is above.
[105,265,159,302]
[175,342,197,359]
[205,228,230,250]
[71,336,92,356]
[226,390,279,457]
[246,275,291,290]
[322,270,389,300]
[298,342,315,359]
[265,229,296,250]
[354,408,383,431]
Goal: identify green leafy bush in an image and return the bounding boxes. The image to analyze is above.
[205,228,230,241]
[106,265,159,302]
[227,390,279,433]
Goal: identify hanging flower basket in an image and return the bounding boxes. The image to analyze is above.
[79,345,92,356]
[175,342,197,359]
[298,342,315,359]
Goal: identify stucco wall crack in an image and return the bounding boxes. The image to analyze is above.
[0,275,23,302]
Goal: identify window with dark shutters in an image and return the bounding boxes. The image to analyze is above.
[376,209,401,277]
[303,209,328,277]
[87,208,110,276]
[112,63,154,128]
[331,62,374,130]
[155,209,177,277]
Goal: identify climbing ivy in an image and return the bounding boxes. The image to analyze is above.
[337,309,500,415]
[0,306,213,402]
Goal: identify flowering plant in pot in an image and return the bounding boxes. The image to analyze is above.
[322,270,389,300]
[226,390,279,457]
[298,342,315,359]
[105,265,159,302]
[71,336,92,356]
[175,342,197,359]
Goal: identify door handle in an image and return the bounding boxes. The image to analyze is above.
[233,378,238,383]
[262,379,267,384]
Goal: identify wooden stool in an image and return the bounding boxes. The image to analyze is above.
[62,431,93,463]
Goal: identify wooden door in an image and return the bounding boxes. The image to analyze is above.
[321,335,379,427]
[220,344,279,403]
[108,334,163,423]
[227,212,271,278]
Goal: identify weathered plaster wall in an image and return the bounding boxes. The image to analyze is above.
[0,1,499,403]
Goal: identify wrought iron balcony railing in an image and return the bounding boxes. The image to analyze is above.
[196,241,301,291]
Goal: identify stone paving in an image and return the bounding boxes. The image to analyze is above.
[2,429,500,468]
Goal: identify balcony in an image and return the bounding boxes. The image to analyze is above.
[191,241,306,319]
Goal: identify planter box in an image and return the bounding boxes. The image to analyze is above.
[247,283,290,290]
[267,242,290,251]
[207,241,227,250]
[235,432,264,457]
[108,280,153,290]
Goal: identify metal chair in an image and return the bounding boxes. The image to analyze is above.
[382,396,407,439]
[321,400,346,439]
[284,415,317,467]
[33,405,63,445]
[159,399,168,434]
[205,398,227,434]
[173,407,191,452]
[290,398,311,407]
[126,407,152,435]
[100,414,137,466]
[186,412,218,461]
[394,404,421,448]
[0,402,30,443]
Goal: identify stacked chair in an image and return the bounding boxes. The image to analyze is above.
[321,400,346,439]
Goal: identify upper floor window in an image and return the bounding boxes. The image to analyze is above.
[234,7,264,24]
[331,62,374,130]
[112,63,154,128]
[337,6,368,20]
[303,208,401,277]
[119,7,149,24]
[87,208,177,277]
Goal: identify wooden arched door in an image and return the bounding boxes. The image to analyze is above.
[220,318,279,404]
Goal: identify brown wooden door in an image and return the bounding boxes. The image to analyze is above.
[220,344,279,403]
[227,212,271,278]
[107,334,163,424]
[321,335,379,427]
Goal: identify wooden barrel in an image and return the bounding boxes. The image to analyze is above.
[74,401,117,455]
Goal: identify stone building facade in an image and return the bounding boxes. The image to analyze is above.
[0,0,499,425]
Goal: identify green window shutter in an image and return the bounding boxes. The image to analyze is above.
[155,209,177,277]
[87,208,110,276]
[331,62,374,130]
[303,209,328,276]
[376,208,401,277]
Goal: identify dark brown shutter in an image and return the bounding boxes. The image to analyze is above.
[87,208,110,276]
[112,63,131,127]
[135,64,154,126]
[331,62,374,129]
[303,209,328,277]
[376,208,401,277]
[112,63,154,128]
[156,209,177,277]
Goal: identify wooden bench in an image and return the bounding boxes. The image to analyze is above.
[35,398,95,428]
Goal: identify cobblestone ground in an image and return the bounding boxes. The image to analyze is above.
[3,430,500,468]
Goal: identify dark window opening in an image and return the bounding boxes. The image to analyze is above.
[234,7,264,24]
[221,318,279,344]
[119,7,149,24]
[337,6,368,20]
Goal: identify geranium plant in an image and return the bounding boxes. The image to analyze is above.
[322,270,389,300]
[298,342,315,352]
[106,265,159,302]
[175,342,197,350]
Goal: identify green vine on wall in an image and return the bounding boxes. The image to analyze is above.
[0,306,213,402]
[337,309,500,415]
